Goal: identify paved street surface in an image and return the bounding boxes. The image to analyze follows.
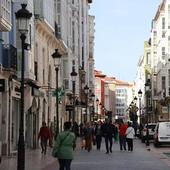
[0,138,170,170]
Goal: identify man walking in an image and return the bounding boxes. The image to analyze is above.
[102,120,115,154]
[38,121,50,154]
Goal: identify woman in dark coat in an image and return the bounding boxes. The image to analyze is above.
[94,121,102,150]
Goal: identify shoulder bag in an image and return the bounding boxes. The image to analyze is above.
[52,132,70,158]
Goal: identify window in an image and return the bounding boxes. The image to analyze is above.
[162,47,166,60]
[168,5,170,28]
[162,31,165,38]
[168,37,170,53]
[162,76,166,90]
[146,52,151,64]
[169,69,170,86]
[34,61,38,80]
[162,17,165,29]
[72,21,75,52]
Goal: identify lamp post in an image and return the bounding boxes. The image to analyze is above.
[96,98,99,120]
[138,89,143,124]
[51,49,62,138]
[90,93,95,121]
[15,4,32,170]
[145,80,151,148]
[70,67,77,123]
[99,102,102,120]
[84,85,89,122]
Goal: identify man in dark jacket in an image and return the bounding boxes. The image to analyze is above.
[101,120,115,154]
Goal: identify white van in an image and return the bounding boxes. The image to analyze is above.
[154,122,170,147]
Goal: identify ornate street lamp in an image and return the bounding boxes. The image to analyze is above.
[90,93,95,121]
[145,79,151,148]
[134,96,137,102]
[70,67,77,123]
[99,102,102,120]
[96,98,99,120]
[138,89,143,124]
[15,4,32,170]
[84,85,89,122]
[51,49,62,138]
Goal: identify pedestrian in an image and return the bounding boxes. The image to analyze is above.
[101,119,115,154]
[125,122,135,152]
[94,121,102,150]
[113,122,119,144]
[119,121,128,151]
[79,122,84,137]
[38,121,50,154]
[52,121,76,170]
[72,121,79,137]
[83,122,94,152]
[49,123,54,148]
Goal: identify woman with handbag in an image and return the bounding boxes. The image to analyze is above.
[125,122,135,152]
[52,121,76,170]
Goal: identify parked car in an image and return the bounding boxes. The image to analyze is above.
[141,123,156,143]
[154,121,170,147]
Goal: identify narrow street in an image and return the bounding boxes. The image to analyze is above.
[1,138,170,170]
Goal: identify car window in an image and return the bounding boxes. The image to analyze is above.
[159,122,170,129]
[146,125,156,129]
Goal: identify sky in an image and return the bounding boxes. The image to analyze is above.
[89,0,161,82]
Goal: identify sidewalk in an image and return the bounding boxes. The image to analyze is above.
[0,137,83,170]
[0,147,57,170]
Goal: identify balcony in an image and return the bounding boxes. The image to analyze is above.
[0,0,12,31]
[2,44,17,71]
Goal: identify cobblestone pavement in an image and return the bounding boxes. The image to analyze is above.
[0,138,170,170]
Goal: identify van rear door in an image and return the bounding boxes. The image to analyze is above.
[159,122,170,142]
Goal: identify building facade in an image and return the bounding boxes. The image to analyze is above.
[0,0,95,157]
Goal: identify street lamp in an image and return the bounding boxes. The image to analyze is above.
[99,102,102,120]
[134,96,137,102]
[15,4,32,170]
[51,49,62,138]
[70,67,77,123]
[84,85,89,122]
[96,98,99,120]
[145,79,151,148]
[90,93,95,121]
[138,89,143,124]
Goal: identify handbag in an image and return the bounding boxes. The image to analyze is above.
[52,132,70,158]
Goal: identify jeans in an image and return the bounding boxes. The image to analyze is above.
[119,136,126,151]
[105,135,113,153]
[40,138,48,154]
[96,135,102,150]
[58,159,72,170]
[126,138,133,151]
